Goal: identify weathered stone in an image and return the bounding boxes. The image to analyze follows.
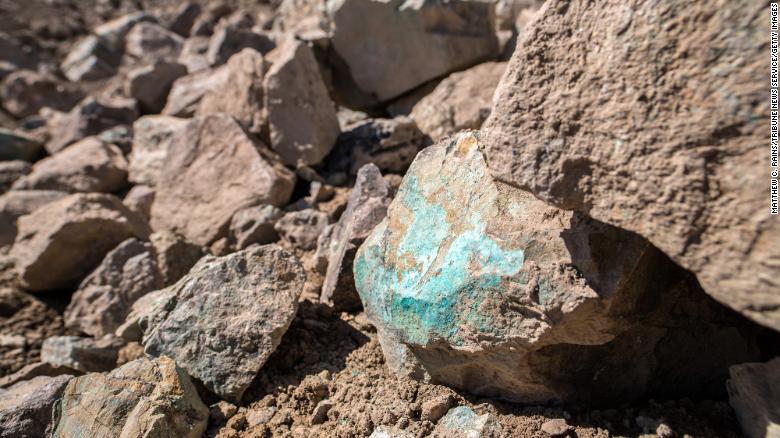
[41,336,125,372]
[94,11,157,52]
[178,36,210,73]
[0,362,79,389]
[162,66,230,117]
[50,356,209,438]
[355,132,759,404]
[60,36,119,82]
[46,96,138,154]
[0,70,82,118]
[327,0,498,102]
[124,22,184,62]
[370,426,415,438]
[0,190,66,248]
[125,60,187,113]
[65,239,163,337]
[431,406,501,438]
[727,358,780,438]
[151,114,295,246]
[206,24,274,67]
[541,419,573,437]
[265,39,340,166]
[123,184,155,221]
[197,48,265,133]
[134,245,304,402]
[421,394,455,423]
[96,124,133,154]
[128,115,189,186]
[482,0,777,330]
[167,2,203,37]
[190,2,234,37]
[229,204,283,250]
[12,137,128,193]
[328,116,426,177]
[0,375,72,438]
[275,209,329,251]
[320,163,391,310]
[0,160,30,193]
[410,62,506,142]
[12,193,151,291]
[0,129,42,162]
[149,231,204,286]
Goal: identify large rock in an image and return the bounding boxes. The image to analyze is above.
[481,0,777,330]
[64,238,163,337]
[12,137,128,193]
[0,129,42,162]
[129,245,304,402]
[327,0,498,102]
[0,190,67,248]
[60,36,119,82]
[40,336,125,373]
[0,70,82,118]
[410,62,506,142]
[0,375,73,438]
[162,66,230,117]
[123,185,155,221]
[206,24,274,67]
[50,356,209,438]
[46,96,138,154]
[265,39,340,166]
[197,48,265,133]
[354,132,759,404]
[94,11,156,52]
[128,115,189,186]
[124,22,184,63]
[149,231,204,286]
[11,193,151,291]
[150,114,295,246]
[727,358,780,438]
[125,60,187,114]
[320,163,391,310]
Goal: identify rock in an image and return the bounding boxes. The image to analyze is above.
[60,36,119,82]
[64,238,163,337]
[0,161,30,193]
[168,2,203,37]
[94,11,157,52]
[541,419,573,437]
[46,96,138,154]
[133,245,304,402]
[12,193,151,291]
[0,128,42,161]
[96,124,133,154]
[128,115,189,186]
[190,2,234,36]
[431,406,501,438]
[41,336,125,372]
[0,34,38,72]
[275,209,329,251]
[0,362,79,389]
[421,394,455,423]
[123,184,155,221]
[481,0,778,330]
[210,400,238,424]
[197,48,265,133]
[0,70,82,118]
[410,62,506,142]
[0,375,72,438]
[50,356,209,438]
[125,60,187,113]
[727,358,780,438]
[149,231,204,286]
[328,116,426,176]
[265,39,340,166]
[327,0,498,102]
[355,132,758,404]
[229,204,283,250]
[151,114,295,246]
[656,423,675,438]
[206,24,274,67]
[162,65,230,117]
[0,190,67,248]
[310,399,333,425]
[12,137,128,193]
[178,36,210,73]
[370,426,415,438]
[124,22,184,62]
[320,163,391,310]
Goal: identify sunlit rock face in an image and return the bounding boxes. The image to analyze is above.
[354,131,759,405]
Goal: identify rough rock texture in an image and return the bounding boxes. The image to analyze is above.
[149,231,204,286]
[0,362,78,389]
[275,209,330,251]
[727,358,780,438]
[327,0,498,102]
[128,115,189,186]
[125,60,187,113]
[46,96,138,154]
[60,36,118,82]
[151,114,295,246]
[0,129,42,162]
[0,190,67,248]
[130,245,304,402]
[0,70,82,118]
[41,336,124,372]
[124,22,183,63]
[50,356,209,438]
[197,48,265,133]
[410,62,506,142]
[122,185,155,221]
[11,193,151,291]
[206,24,274,67]
[162,66,230,117]
[94,11,156,52]
[64,238,163,337]
[0,375,72,438]
[481,0,777,330]
[431,406,501,438]
[320,163,391,311]
[354,132,758,404]
[167,2,202,37]
[0,161,30,193]
[12,137,128,193]
[265,39,340,166]
[229,204,283,250]
[178,36,210,73]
